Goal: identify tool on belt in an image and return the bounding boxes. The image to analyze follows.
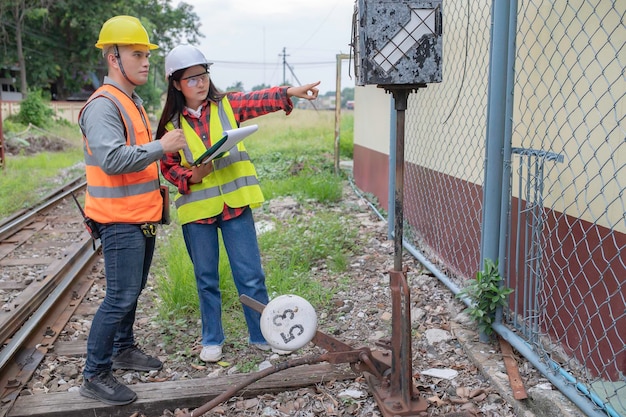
[71,191,100,241]
[159,184,170,225]
[140,223,157,237]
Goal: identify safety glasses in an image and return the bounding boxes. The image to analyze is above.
[182,71,209,87]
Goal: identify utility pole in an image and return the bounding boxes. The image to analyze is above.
[334,54,351,175]
[279,47,289,85]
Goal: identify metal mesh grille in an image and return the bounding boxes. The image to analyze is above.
[396,0,624,415]
[403,0,490,281]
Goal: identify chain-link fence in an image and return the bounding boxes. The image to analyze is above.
[387,1,624,416]
[402,0,490,282]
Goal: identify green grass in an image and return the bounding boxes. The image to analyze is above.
[260,212,357,301]
[0,121,84,218]
[262,171,343,202]
[154,226,198,318]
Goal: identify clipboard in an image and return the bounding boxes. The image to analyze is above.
[192,124,259,166]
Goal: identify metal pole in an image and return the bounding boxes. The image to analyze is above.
[364,85,428,416]
[481,0,513,266]
[387,97,396,240]
[494,323,610,417]
[480,0,514,342]
[280,47,288,85]
[497,0,518,326]
[391,89,408,271]
[334,54,350,175]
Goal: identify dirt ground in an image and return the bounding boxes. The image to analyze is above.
[4,132,74,155]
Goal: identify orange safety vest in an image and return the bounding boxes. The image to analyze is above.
[80,85,161,224]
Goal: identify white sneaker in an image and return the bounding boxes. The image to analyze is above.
[253,343,292,355]
[200,345,223,362]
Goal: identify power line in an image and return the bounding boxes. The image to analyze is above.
[212,60,335,67]
[296,0,342,51]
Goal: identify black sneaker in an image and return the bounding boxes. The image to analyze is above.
[79,371,137,405]
[112,345,162,371]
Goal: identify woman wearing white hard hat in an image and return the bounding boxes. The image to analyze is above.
[156,44,319,363]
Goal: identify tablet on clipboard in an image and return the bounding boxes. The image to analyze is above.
[192,124,259,166]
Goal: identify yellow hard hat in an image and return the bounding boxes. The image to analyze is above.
[95,15,158,50]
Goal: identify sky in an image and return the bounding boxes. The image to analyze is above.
[175,0,357,95]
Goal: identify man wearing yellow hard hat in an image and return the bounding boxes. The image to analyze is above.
[77,15,186,405]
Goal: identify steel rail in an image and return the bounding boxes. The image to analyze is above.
[0,236,98,344]
[0,236,99,372]
[0,176,86,241]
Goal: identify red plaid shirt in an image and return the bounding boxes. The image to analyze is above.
[160,86,293,224]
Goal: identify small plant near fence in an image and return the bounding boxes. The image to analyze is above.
[457,259,513,337]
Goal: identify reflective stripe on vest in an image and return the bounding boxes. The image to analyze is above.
[80,85,161,224]
[167,97,264,224]
[88,180,160,198]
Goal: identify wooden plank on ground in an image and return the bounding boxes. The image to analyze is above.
[0,242,19,260]
[73,302,99,317]
[0,281,26,290]
[1,229,37,244]
[48,340,86,356]
[0,258,55,266]
[8,363,357,417]
[499,337,528,400]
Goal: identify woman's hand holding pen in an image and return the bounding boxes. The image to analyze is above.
[189,162,214,184]
[287,81,320,100]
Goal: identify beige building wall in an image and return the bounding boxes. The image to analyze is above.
[353,85,391,155]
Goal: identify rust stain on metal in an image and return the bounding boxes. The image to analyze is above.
[499,337,528,400]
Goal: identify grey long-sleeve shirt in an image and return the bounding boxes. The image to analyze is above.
[79,76,164,175]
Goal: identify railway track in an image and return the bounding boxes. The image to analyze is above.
[0,177,102,417]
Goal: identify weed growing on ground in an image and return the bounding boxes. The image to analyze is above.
[456,259,513,336]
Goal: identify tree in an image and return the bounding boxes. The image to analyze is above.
[341,87,354,108]
[0,0,203,105]
[1,0,52,98]
[251,83,270,91]
[225,81,244,92]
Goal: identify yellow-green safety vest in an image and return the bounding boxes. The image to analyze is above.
[166,98,264,224]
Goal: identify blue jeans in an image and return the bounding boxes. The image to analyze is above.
[182,207,269,346]
[83,223,155,379]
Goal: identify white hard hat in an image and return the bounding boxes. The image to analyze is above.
[165,45,213,79]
